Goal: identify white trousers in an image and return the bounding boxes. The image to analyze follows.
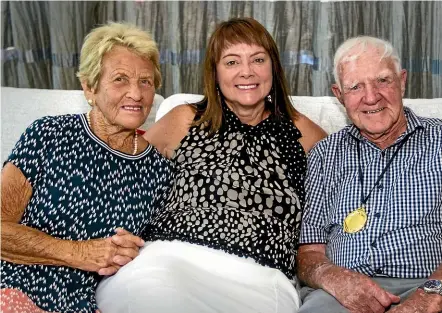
[96,240,300,313]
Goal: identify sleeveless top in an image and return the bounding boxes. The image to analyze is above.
[144,102,307,278]
[1,114,174,313]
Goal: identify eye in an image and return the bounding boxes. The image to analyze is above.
[254,57,265,63]
[350,85,359,91]
[114,76,126,83]
[140,78,153,87]
[344,84,361,92]
[226,60,237,66]
[377,77,391,86]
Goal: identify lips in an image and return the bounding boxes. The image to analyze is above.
[236,84,258,90]
[122,105,142,111]
[364,108,384,114]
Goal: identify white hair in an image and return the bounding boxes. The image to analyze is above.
[333,36,402,88]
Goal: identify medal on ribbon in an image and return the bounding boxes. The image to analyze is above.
[348,136,411,235]
[343,206,367,233]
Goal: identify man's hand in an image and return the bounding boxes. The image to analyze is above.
[322,268,400,313]
[298,244,400,313]
[387,289,442,313]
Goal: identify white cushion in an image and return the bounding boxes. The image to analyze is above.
[1,87,164,162]
[155,93,204,122]
[156,93,442,135]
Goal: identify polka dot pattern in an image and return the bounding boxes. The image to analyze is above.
[1,114,174,313]
[144,101,306,279]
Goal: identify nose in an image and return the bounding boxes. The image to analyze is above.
[363,82,379,105]
[126,82,142,101]
[240,62,254,78]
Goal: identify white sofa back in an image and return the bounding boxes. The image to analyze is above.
[2,88,441,163]
[156,93,442,134]
[1,87,164,162]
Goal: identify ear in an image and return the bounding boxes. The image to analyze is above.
[399,69,407,97]
[331,83,344,105]
[81,81,96,103]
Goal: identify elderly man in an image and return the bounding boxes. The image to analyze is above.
[297,36,442,313]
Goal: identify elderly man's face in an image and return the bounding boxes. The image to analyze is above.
[332,46,407,143]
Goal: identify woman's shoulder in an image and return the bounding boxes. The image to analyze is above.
[292,113,327,153]
[148,104,196,136]
[162,104,197,121]
[32,113,80,128]
[20,114,81,139]
[144,104,196,159]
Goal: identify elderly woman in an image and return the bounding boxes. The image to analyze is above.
[96,17,327,312]
[0,23,173,313]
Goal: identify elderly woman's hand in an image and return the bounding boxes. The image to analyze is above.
[74,229,143,276]
[97,228,145,276]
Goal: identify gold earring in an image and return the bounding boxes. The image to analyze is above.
[88,99,93,106]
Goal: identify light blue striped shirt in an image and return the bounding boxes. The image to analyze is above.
[300,107,442,278]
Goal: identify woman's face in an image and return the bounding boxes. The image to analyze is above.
[87,46,156,130]
[216,43,272,111]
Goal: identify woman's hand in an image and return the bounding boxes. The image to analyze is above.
[110,228,145,265]
[74,228,144,276]
[103,228,145,275]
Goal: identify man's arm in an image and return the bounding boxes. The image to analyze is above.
[297,244,400,313]
[388,264,442,313]
[299,138,399,312]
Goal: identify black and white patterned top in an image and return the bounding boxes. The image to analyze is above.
[144,101,307,279]
[1,114,174,313]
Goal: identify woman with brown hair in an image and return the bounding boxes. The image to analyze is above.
[96,17,326,313]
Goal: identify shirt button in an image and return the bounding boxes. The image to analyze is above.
[377,184,383,190]
[375,268,383,274]
[381,151,386,157]
[374,212,381,218]
[371,242,377,248]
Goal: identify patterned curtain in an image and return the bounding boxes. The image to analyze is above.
[1,1,441,98]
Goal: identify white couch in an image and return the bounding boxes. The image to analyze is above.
[1,87,164,162]
[157,93,442,135]
[2,88,442,163]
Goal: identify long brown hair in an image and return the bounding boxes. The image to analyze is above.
[193,17,299,134]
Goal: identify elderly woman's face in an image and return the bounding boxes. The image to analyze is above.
[93,46,155,130]
[216,43,272,111]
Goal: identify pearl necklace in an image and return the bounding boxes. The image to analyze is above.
[86,111,138,155]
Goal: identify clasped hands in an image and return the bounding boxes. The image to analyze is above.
[75,227,144,276]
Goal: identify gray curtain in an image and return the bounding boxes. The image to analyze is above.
[2,1,441,98]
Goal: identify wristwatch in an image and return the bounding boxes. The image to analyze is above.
[418,279,442,296]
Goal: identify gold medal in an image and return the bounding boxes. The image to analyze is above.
[343,206,367,234]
